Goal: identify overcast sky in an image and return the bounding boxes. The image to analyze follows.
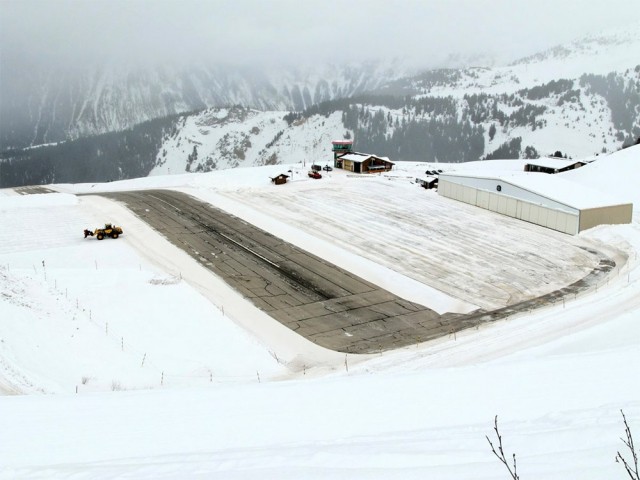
[1,0,638,70]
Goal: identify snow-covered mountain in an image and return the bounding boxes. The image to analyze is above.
[0,59,410,149]
[152,24,640,174]
[3,24,638,153]
[150,107,345,175]
[2,25,639,187]
[400,23,640,97]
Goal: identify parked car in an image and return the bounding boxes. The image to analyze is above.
[308,171,322,179]
[323,165,333,171]
[311,164,322,172]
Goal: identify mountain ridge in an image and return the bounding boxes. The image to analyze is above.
[0,59,412,150]
[3,24,638,151]
[1,26,639,187]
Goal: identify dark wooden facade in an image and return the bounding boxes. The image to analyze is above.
[524,160,586,174]
[416,177,438,189]
[271,174,289,185]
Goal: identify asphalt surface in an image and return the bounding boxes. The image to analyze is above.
[14,186,57,195]
[102,189,616,354]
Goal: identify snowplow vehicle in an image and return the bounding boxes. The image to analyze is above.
[84,223,123,240]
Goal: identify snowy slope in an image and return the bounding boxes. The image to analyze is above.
[149,25,640,175]
[3,23,638,154]
[422,23,640,97]
[0,59,409,149]
[151,108,345,175]
[0,145,639,478]
[561,143,640,207]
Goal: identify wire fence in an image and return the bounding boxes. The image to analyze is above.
[1,261,295,394]
[3,245,639,393]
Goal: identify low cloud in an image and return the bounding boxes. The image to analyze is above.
[1,0,638,71]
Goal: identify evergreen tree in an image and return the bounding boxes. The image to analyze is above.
[523,146,539,159]
[489,123,497,141]
[485,137,522,160]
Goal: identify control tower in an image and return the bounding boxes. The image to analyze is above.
[331,140,353,169]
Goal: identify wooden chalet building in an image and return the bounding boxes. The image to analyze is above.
[331,140,395,174]
[270,173,289,185]
[336,153,395,173]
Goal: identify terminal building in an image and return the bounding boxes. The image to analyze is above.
[331,140,395,174]
[438,171,633,235]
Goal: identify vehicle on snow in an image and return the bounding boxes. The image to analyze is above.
[84,223,124,240]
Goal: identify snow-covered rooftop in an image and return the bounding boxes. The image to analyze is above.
[441,170,632,210]
[339,152,393,163]
[524,158,586,170]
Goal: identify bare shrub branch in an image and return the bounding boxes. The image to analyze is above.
[616,409,639,480]
[486,415,520,480]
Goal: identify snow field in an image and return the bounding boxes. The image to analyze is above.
[1,146,639,478]
[0,194,294,394]
[205,170,606,311]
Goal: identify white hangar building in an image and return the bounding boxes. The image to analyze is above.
[438,171,633,235]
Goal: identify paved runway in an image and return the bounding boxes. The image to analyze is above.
[104,189,616,354]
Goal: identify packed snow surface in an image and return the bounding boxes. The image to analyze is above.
[0,145,639,478]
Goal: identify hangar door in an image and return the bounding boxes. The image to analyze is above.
[439,180,579,235]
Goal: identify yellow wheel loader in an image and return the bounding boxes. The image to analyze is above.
[84,223,123,240]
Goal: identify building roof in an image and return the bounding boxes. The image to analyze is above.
[416,176,438,184]
[339,152,394,164]
[525,158,586,170]
[440,171,631,210]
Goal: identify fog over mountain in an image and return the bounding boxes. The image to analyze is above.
[1,1,637,147]
[1,0,638,186]
[2,0,638,71]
